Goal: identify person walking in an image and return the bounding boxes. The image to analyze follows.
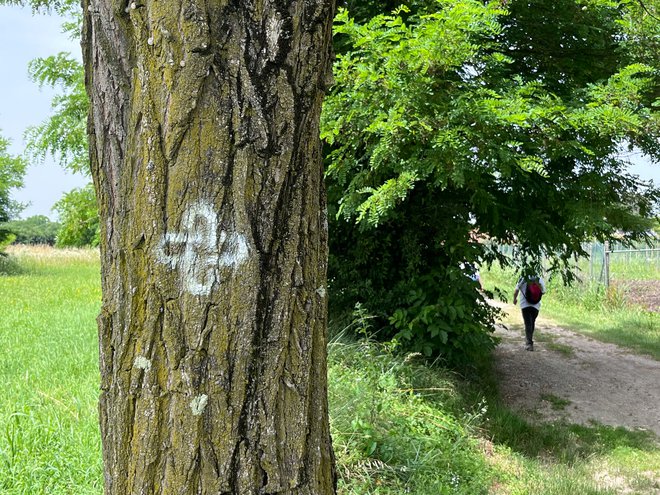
[513,274,546,351]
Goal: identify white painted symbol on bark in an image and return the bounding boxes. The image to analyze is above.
[156,201,249,295]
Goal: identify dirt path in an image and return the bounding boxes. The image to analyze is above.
[492,303,660,438]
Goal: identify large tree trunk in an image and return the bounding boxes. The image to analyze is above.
[82,1,336,493]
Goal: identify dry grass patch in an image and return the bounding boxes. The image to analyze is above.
[6,244,99,263]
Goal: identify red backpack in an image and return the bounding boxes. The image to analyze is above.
[525,279,543,304]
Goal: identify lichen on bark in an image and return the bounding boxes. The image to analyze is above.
[83,1,336,493]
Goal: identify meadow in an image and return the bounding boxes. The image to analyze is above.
[0,246,658,494]
[0,246,102,494]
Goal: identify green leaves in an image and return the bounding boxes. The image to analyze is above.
[0,133,27,249]
[28,52,81,88]
[24,53,89,175]
[325,1,659,233]
[0,135,26,194]
[52,184,99,247]
[325,0,660,359]
[324,0,507,226]
[355,171,419,225]
[0,0,78,17]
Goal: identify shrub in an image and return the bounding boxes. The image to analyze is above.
[52,184,99,248]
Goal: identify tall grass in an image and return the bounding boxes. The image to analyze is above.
[608,255,660,282]
[0,246,102,494]
[329,337,492,494]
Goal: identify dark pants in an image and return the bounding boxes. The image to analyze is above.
[522,306,539,345]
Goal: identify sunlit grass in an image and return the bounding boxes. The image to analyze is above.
[0,245,102,494]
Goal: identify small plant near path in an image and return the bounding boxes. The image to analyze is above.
[540,393,572,411]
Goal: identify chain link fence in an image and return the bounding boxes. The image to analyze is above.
[493,241,660,283]
[581,241,660,287]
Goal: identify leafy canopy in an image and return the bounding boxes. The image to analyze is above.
[323,0,660,358]
[0,133,27,250]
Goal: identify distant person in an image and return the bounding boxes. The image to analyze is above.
[460,262,482,289]
[513,274,546,351]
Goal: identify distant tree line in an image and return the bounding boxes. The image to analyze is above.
[1,215,59,245]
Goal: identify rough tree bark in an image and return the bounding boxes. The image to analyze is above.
[81,1,336,493]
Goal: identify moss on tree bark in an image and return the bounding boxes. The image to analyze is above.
[82,1,336,493]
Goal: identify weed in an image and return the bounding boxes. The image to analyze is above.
[540,394,571,411]
[545,341,575,357]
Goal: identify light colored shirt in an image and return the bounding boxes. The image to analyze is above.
[516,276,546,310]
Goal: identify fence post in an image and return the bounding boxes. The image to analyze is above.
[604,240,610,289]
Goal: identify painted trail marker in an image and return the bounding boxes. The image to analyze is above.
[156,201,249,295]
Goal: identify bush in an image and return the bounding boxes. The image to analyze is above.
[0,251,22,276]
[328,193,501,362]
[52,184,99,248]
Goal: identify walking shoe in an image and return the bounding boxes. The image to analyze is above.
[525,343,534,351]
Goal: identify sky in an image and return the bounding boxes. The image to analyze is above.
[0,6,658,220]
[0,5,87,220]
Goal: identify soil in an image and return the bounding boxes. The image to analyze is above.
[615,279,660,313]
[491,301,660,439]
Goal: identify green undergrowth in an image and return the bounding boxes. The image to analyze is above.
[329,336,492,494]
[329,334,660,494]
[483,263,660,360]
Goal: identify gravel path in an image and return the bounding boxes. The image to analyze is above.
[492,304,660,438]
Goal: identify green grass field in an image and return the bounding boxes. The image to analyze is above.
[1,246,658,494]
[0,246,102,494]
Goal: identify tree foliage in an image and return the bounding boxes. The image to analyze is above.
[24,53,89,175]
[52,184,98,247]
[322,0,660,359]
[0,133,27,251]
[23,50,96,247]
[0,0,77,16]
